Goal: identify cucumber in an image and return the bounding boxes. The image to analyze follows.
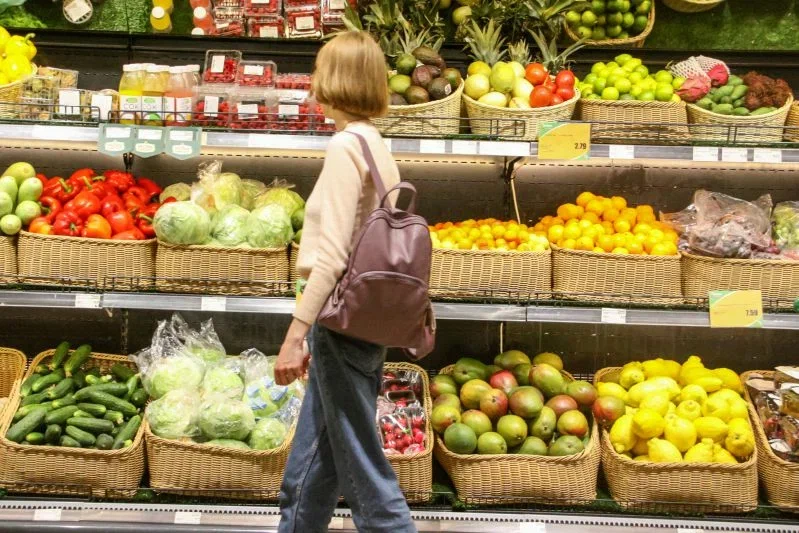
[52,395,77,409]
[65,425,95,447]
[21,390,50,406]
[49,341,71,370]
[122,440,133,448]
[77,403,107,417]
[66,417,114,435]
[31,370,65,394]
[44,424,62,444]
[46,378,74,400]
[111,364,135,382]
[111,426,120,437]
[60,435,81,448]
[104,410,125,426]
[45,405,80,425]
[73,383,129,401]
[112,415,141,449]
[72,410,94,418]
[63,344,92,376]
[87,391,138,417]
[728,75,744,86]
[34,364,50,375]
[20,374,40,398]
[7,408,48,443]
[25,432,45,445]
[732,107,750,116]
[124,375,139,401]
[13,402,54,422]
[130,389,147,408]
[72,370,87,388]
[85,367,101,377]
[95,433,114,450]
[85,374,113,386]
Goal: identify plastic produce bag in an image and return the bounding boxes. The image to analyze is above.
[183,318,227,365]
[159,182,191,203]
[145,389,202,440]
[252,179,305,217]
[773,202,799,259]
[202,359,245,400]
[241,349,303,426]
[248,418,288,450]
[191,160,243,215]
[246,204,294,248]
[240,179,268,210]
[198,393,256,441]
[0,0,26,14]
[211,204,250,246]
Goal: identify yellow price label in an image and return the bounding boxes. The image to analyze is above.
[537,122,591,161]
[709,290,763,328]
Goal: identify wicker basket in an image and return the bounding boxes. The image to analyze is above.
[463,90,579,141]
[594,367,758,513]
[552,245,682,305]
[0,64,36,118]
[155,241,290,296]
[741,370,799,512]
[681,252,799,309]
[0,348,26,399]
[289,242,299,283]
[433,365,601,503]
[687,96,793,144]
[17,231,155,290]
[663,0,724,12]
[577,98,689,143]
[564,3,654,47]
[430,248,551,300]
[385,362,434,503]
[786,102,799,142]
[0,236,17,284]
[373,81,464,137]
[0,350,145,497]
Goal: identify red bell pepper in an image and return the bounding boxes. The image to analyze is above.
[104,170,135,193]
[137,215,155,238]
[73,176,112,200]
[34,173,48,188]
[136,178,163,200]
[52,211,83,237]
[123,194,145,215]
[69,168,96,182]
[107,210,135,235]
[43,177,81,203]
[112,227,145,240]
[81,214,112,239]
[28,216,53,235]
[139,203,159,218]
[70,191,102,220]
[38,196,62,221]
[125,186,150,203]
[101,194,125,218]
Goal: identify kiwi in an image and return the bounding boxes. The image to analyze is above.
[395,53,417,76]
[428,78,453,101]
[405,86,430,105]
[411,66,434,89]
[442,68,463,89]
[390,93,409,106]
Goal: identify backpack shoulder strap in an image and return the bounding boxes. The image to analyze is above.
[345,131,388,200]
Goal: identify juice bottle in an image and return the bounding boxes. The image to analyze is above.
[118,63,144,125]
[165,66,194,126]
[190,0,211,8]
[141,64,168,126]
[188,64,202,87]
[153,0,173,14]
[150,7,172,33]
[193,7,213,32]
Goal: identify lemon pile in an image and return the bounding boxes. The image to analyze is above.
[601,356,755,464]
[430,218,550,252]
[533,192,679,255]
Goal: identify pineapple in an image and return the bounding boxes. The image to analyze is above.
[462,19,508,66]
[525,0,590,42]
[508,40,531,66]
[529,29,584,73]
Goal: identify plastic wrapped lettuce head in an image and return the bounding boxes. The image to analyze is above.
[213,172,243,210]
[240,179,267,210]
[246,204,294,248]
[253,186,305,217]
[211,204,250,246]
[159,182,191,203]
[145,390,202,439]
[205,439,250,450]
[153,201,211,245]
[202,364,245,400]
[248,418,288,450]
[143,353,206,400]
[199,393,256,441]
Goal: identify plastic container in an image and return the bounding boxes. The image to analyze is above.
[212,12,246,36]
[284,0,319,9]
[153,0,174,14]
[191,0,212,8]
[247,16,285,38]
[165,66,195,126]
[150,6,173,33]
[213,0,243,6]
[54,88,93,121]
[322,0,352,14]
[193,6,214,31]
[118,64,145,124]
[141,64,168,126]
[311,101,335,132]
[243,0,281,16]
[276,73,311,90]
[19,76,58,121]
[63,0,94,25]
[36,67,79,89]
[193,85,235,128]
[269,89,313,132]
[231,89,270,130]
[286,8,321,38]
[236,60,277,88]
[203,50,242,84]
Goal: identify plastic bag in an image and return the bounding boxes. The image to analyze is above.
[191,160,243,215]
[248,417,288,450]
[773,202,799,258]
[0,0,26,14]
[145,389,202,440]
[241,348,304,426]
[198,393,256,441]
[252,179,305,217]
[183,318,227,365]
[211,204,250,246]
[240,179,268,210]
[202,358,245,400]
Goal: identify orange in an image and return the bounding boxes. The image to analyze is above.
[437,229,450,239]
[586,199,605,216]
[634,233,647,244]
[508,241,518,250]
[638,213,656,224]
[633,223,652,234]
[476,238,491,249]
[479,224,492,233]
[651,242,671,256]
[468,228,481,240]
[621,207,638,219]
[457,239,472,250]
[576,191,596,207]
[443,221,454,228]
[576,236,594,251]
[603,208,620,222]
[663,241,679,255]
[612,233,627,248]
[518,230,530,242]
[649,229,665,241]
[557,204,572,220]
[612,247,629,254]
[636,205,654,216]
[563,225,582,240]
[561,238,577,250]
[611,196,627,210]
[492,226,506,239]
[519,224,528,231]
[550,217,565,226]
[505,229,519,242]
[582,212,600,224]
[592,223,606,235]
[665,230,679,244]
[593,247,605,253]
[627,242,644,254]
[548,225,565,242]
[643,235,660,253]
[532,223,545,232]
[540,215,554,226]
[598,235,614,252]
[601,197,614,212]
[601,221,615,234]
[582,227,598,241]
[613,219,631,233]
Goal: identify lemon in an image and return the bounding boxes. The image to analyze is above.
[634,454,650,461]
[632,437,650,456]
[713,367,744,394]
[632,408,665,439]
[598,382,629,404]
[642,358,680,380]
[628,377,679,406]
[679,355,705,385]
[648,438,683,462]
[610,414,637,453]
[684,438,714,462]
[713,443,738,464]
[666,402,676,416]
[694,417,729,443]
[625,405,638,416]
[725,418,755,460]
[683,367,723,392]
[710,389,742,404]
[664,415,697,452]
[639,391,671,416]
[622,361,644,373]
[728,398,749,420]
[675,400,702,421]
[702,395,731,422]
[663,360,682,380]
[619,366,645,390]
[680,384,708,405]
[648,377,681,400]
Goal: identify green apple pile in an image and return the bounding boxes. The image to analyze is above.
[565,0,652,41]
[577,54,685,102]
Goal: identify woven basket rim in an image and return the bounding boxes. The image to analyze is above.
[433,247,551,258]
[157,239,286,253]
[687,95,794,122]
[0,349,144,457]
[552,244,681,262]
[463,87,580,116]
[384,361,434,463]
[681,250,798,266]
[564,3,654,46]
[0,64,37,91]
[21,230,156,247]
[578,97,686,110]
[387,80,464,113]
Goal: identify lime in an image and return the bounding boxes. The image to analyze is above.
[602,87,620,100]
[598,68,611,79]
[634,65,649,77]
[608,24,623,38]
[581,10,598,26]
[654,70,674,84]
[630,0,644,4]
[606,61,620,70]
[633,15,648,32]
[630,84,643,98]
[576,26,594,39]
[611,67,628,78]
[672,76,686,90]
[608,12,624,25]
[592,26,607,40]
[591,62,607,75]
[596,14,607,26]
[586,93,601,100]
[644,78,658,91]
[606,74,621,86]
[581,85,594,96]
[593,77,608,93]
[583,74,597,85]
[655,84,674,102]
[591,0,606,14]
[618,0,631,12]
[670,94,682,103]
[636,0,651,13]
[620,93,636,101]
[615,78,632,94]
[625,58,643,71]
[606,0,619,11]
[622,12,635,27]
[566,10,582,26]
[639,91,655,101]
[614,53,633,65]
[628,72,643,84]
[618,31,629,39]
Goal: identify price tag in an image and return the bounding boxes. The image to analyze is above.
[133,126,165,158]
[330,0,347,8]
[721,147,748,162]
[753,148,782,163]
[278,104,299,117]
[165,127,202,160]
[419,139,446,154]
[201,296,227,312]
[90,93,113,121]
[204,96,220,116]
[601,308,627,324]
[238,103,259,119]
[98,124,134,156]
[57,89,81,116]
[64,0,92,23]
[295,16,315,30]
[518,522,546,533]
[479,141,530,157]
[244,65,265,76]
[174,511,202,525]
[33,509,62,522]
[451,140,478,155]
[210,55,225,74]
[692,146,719,162]
[260,26,278,38]
[253,0,270,3]
[74,293,101,309]
[328,517,344,529]
[709,290,763,328]
[608,144,635,159]
[677,529,704,533]
[538,122,591,160]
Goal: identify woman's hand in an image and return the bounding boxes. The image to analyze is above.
[275,318,312,385]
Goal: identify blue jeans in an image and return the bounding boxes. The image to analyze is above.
[278,324,416,533]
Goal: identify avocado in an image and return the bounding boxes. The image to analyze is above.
[427,66,442,79]
[412,46,446,70]
[442,68,463,90]
[390,93,409,106]
[428,78,453,101]
[411,66,434,89]
[405,86,430,105]
[395,53,417,76]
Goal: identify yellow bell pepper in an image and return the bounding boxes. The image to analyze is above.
[4,33,36,61]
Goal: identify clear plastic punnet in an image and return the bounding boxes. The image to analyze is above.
[236,60,277,88]
[286,8,321,38]
[203,49,242,84]
[247,15,285,38]
[243,0,281,16]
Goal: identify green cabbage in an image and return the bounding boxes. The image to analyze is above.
[213,172,243,210]
[248,418,288,450]
[143,353,205,399]
[204,439,251,450]
[159,182,191,203]
[246,204,294,248]
[199,394,255,441]
[211,204,250,246]
[253,188,305,217]
[202,365,245,400]
[153,201,211,245]
[145,390,202,439]
[240,179,267,210]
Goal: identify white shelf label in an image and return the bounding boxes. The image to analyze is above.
[90,93,113,121]
[138,128,163,141]
[721,147,748,162]
[677,529,704,533]
[33,509,62,522]
[210,55,225,73]
[74,294,101,309]
[238,103,259,119]
[330,0,347,8]
[253,0,270,3]
[608,144,635,159]
[169,129,194,142]
[201,296,227,312]
[328,517,344,529]
[278,104,299,117]
[451,140,478,155]
[204,96,220,115]
[601,308,627,324]
[692,146,719,162]
[753,148,782,163]
[105,126,132,139]
[295,15,315,30]
[480,141,530,156]
[419,139,446,154]
[174,511,202,525]
[58,89,81,115]
[519,523,546,533]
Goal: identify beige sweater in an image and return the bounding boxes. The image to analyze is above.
[294,121,400,325]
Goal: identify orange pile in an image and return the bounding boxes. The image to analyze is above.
[533,192,679,255]
[430,219,550,252]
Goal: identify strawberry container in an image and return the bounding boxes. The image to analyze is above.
[321,0,353,15]
[213,0,243,6]
[284,0,319,9]
[286,8,321,38]
[243,0,281,16]
[312,104,335,133]
[268,89,313,132]
[212,9,245,35]
[192,85,235,128]
[276,73,310,90]
[247,16,285,38]
[203,50,242,84]
[236,60,277,88]
[230,89,271,130]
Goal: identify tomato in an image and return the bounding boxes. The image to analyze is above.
[556,86,576,101]
[525,63,548,86]
[529,86,553,108]
[551,94,565,106]
[555,70,576,89]
[542,78,557,92]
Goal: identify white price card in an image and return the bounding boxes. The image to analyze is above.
[138,128,163,141]
[174,511,202,525]
[33,509,62,522]
[204,96,220,115]
[105,126,132,139]
[238,103,259,119]
[753,148,782,163]
[210,55,225,73]
[419,139,446,154]
[518,522,546,533]
[692,146,719,162]
[601,308,627,324]
[244,65,265,76]
[260,26,278,38]
[278,104,299,117]
[201,296,227,312]
[295,16,315,30]
[451,140,478,155]
[58,89,81,115]
[74,294,101,309]
[677,529,704,533]
[328,517,344,529]
[721,147,748,162]
[169,129,194,142]
[608,144,635,159]
[90,93,113,121]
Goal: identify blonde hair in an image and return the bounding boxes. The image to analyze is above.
[311,32,389,119]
